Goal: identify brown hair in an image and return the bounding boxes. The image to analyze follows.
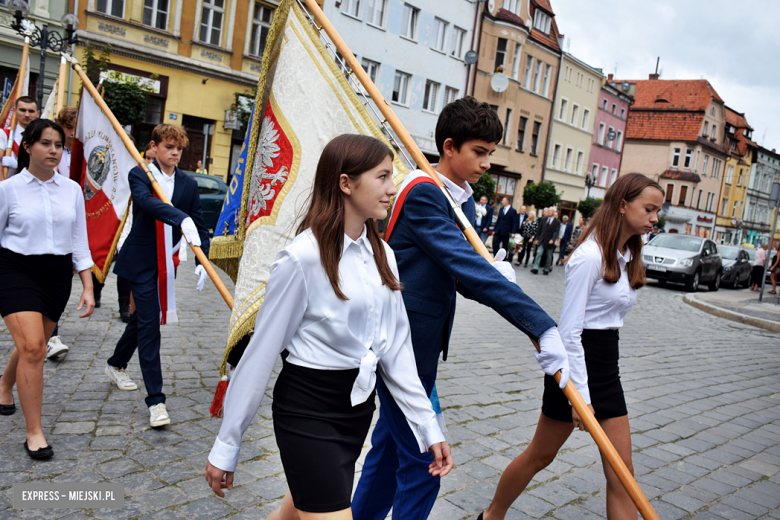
[56,106,78,127]
[575,173,663,289]
[297,134,401,300]
[151,124,189,147]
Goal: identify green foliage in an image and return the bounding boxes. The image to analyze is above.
[233,87,257,130]
[102,80,148,127]
[577,197,603,219]
[522,181,560,211]
[83,42,111,86]
[470,171,497,202]
[657,215,666,229]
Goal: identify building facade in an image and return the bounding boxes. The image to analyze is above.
[544,52,602,221]
[322,0,477,162]
[619,77,728,237]
[744,147,780,246]
[586,74,633,200]
[471,0,562,210]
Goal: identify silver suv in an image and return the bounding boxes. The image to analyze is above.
[643,234,723,292]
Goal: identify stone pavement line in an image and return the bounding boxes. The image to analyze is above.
[0,266,779,520]
[683,290,780,333]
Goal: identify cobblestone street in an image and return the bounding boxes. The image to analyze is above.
[1,261,779,520]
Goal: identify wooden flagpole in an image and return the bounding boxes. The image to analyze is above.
[69,59,235,310]
[2,36,30,180]
[299,1,659,519]
[56,55,68,114]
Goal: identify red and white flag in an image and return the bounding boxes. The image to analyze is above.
[148,162,181,325]
[0,55,29,130]
[69,87,134,283]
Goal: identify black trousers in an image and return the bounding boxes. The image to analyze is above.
[519,241,534,265]
[494,233,511,255]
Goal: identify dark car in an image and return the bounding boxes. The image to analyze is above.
[643,234,723,292]
[184,171,228,232]
[718,245,752,289]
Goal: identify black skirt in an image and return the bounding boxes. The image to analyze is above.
[750,265,765,286]
[273,358,376,513]
[542,329,627,422]
[0,248,73,322]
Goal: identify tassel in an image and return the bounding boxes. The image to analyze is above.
[210,375,229,418]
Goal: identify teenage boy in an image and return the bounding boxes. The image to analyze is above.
[1,96,39,177]
[352,97,569,520]
[104,124,210,427]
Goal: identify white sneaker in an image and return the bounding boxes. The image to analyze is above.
[46,336,69,359]
[105,364,138,391]
[149,403,170,427]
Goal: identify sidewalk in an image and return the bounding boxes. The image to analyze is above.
[684,287,780,333]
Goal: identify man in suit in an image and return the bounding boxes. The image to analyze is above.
[532,207,560,275]
[104,125,210,427]
[476,195,494,243]
[516,205,528,233]
[493,197,517,255]
[557,215,573,265]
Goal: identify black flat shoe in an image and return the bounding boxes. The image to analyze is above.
[24,441,53,460]
[0,402,15,415]
[477,513,484,520]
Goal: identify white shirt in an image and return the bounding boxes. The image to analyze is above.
[438,171,473,206]
[559,222,568,239]
[558,239,636,404]
[150,163,175,199]
[208,227,445,472]
[0,124,24,177]
[57,147,71,177]
[0,168,93,272]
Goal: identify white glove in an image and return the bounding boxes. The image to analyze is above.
[1,156,17,169]
[181,217,201,247]
[491,249,516,284]
[195,265,207,292]
[535,327,570,389]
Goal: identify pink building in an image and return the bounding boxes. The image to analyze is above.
[587,76,633,198]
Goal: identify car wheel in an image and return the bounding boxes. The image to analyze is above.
[708,271,721,291]
[686,271,700,292]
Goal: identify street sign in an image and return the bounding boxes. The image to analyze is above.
[224,109,239,130]
[770,182,780,208]
[464,50,478,65]
[1,78,12,107]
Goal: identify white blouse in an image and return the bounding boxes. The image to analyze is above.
[558,239,636,405]
[208,227,445,473]
[0,168,93,272]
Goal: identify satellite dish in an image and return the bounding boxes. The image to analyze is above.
[621,81,630,92]
[465,50,478,65]
[608,81,617,88]
[607,129,617,141]
[490,73,509,93]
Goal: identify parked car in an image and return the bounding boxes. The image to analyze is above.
[183,171,228,233]
[718,245,752,289]
[643,234,723,292]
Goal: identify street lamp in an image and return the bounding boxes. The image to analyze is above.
[731,218,743,246]
[585,173,596,198]
[9,1,79,109]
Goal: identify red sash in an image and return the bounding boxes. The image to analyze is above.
[385,174,436,240]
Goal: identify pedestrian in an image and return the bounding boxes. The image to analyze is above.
[516,205,528,231]
[1,96,40,177]
[104,124,210,427]
[195,159,208,175]
[0,119,95,459]
[204,134,452,517]
[768,243,780,295]
[515,211,537,267]
[475,195,494,243]
[478,173,664,520]
[353,96,569,520]
[750,242,768,291]
[532,207,560,275]
[570,217,585,250]
[493,197,517,255]
[556,215,572,266]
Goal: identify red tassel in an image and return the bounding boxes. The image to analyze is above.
[210,376,229,418]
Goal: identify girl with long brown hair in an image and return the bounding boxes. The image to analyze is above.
[204,134,453,520]
[479,173,664,520]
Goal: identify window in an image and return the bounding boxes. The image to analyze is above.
[620,108,625,119]
[710,125,716,140]
[665,184,674,204]
[575,151,584,174]
[725,165,734,184]
[401,4,419,40]
[504,0,520,14]
[615,130,623,152]
[707,192,714,212]
[143,0,168,30]
[533,8,551,33]
[531,121,541,154]
[490,174,516,206]
[591,163,599,182]
[511,42,522,80]
[97,0,124,17]
[558,99,567,121]
[422,80,440,112]
[611,103,616,114]
[678,185,688,206]
[449,26,466,58]
[564,148,573,172]
[503,109,512,145]
[341,0,361,17]
[711,107,716,116]
[523,56,534,89]
[367,0,387,26]
[494,38,507,72]
[694,150,701,171]
[516,116,528,151]
[737,168,743,186]
[392,71,411,105]
[712,158,721,179]
[582,109,590,130]
[697,190,703,209]
[200,0,224,46]
[672,147,681,167]
[570,104,579,126]
[703,121,709,135]
[702,154,709,175]
[552,144,561,168]
[361,58,379,83]
[610,169,618,186]
[733,201,740,218]
[598,123,605,145]
[433,18,448,52]
[249,4,273,57]
[684,149,693,169]
[602,99,608,110]
[601,166,609,186]
[690,187,695,208]
[533,59,543,93]
[542,64,551,97]
[443,86,458,106]
[720,198,729,216]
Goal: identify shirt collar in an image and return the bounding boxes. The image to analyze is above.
[343,225,373,256]
[617,247,632,269]
[437,171,473,206]
[20,168,61,185]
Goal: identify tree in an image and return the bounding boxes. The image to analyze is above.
[470,172,496,203]
[657,215,667,230]
[577,197,603,219]
[82,42,110,86]
[102,80,149,127]
[233,87,257,130]
[523,181,560,211]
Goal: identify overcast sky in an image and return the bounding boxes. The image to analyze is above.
[551,0,779,150]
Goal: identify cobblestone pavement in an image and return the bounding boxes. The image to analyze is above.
[1,260,779,520]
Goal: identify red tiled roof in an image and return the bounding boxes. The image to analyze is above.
[495,8,526,29]
[725,106,757,157]
[616,79,723,111]
[533,0,555,15]
[625,111,703,141]
[530,27,560,51]
[660,170,701,183]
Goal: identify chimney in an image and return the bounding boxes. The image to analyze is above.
[649,73,659,80]
[607,73,613,81]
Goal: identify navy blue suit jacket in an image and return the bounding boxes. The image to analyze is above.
[476,204,493,230]
[494,205,517,236]
[114,162,210,284]
[388,181,557,377]
[561,222,573,243]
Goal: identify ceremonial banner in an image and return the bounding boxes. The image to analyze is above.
[40,78,58,120]
[215,0,408,373]
[0,57,29,130]
[69,88,135,283]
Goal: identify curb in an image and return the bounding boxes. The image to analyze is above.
[683,294,780,333]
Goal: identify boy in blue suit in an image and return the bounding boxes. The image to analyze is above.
[105,125,210,427]
[352,97,570,520]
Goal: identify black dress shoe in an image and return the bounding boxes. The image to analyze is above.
[0,402,15,415]
[530,269,538,274]
[24,441,53,460]
[543,271,549,275]
[477,513,484,520]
